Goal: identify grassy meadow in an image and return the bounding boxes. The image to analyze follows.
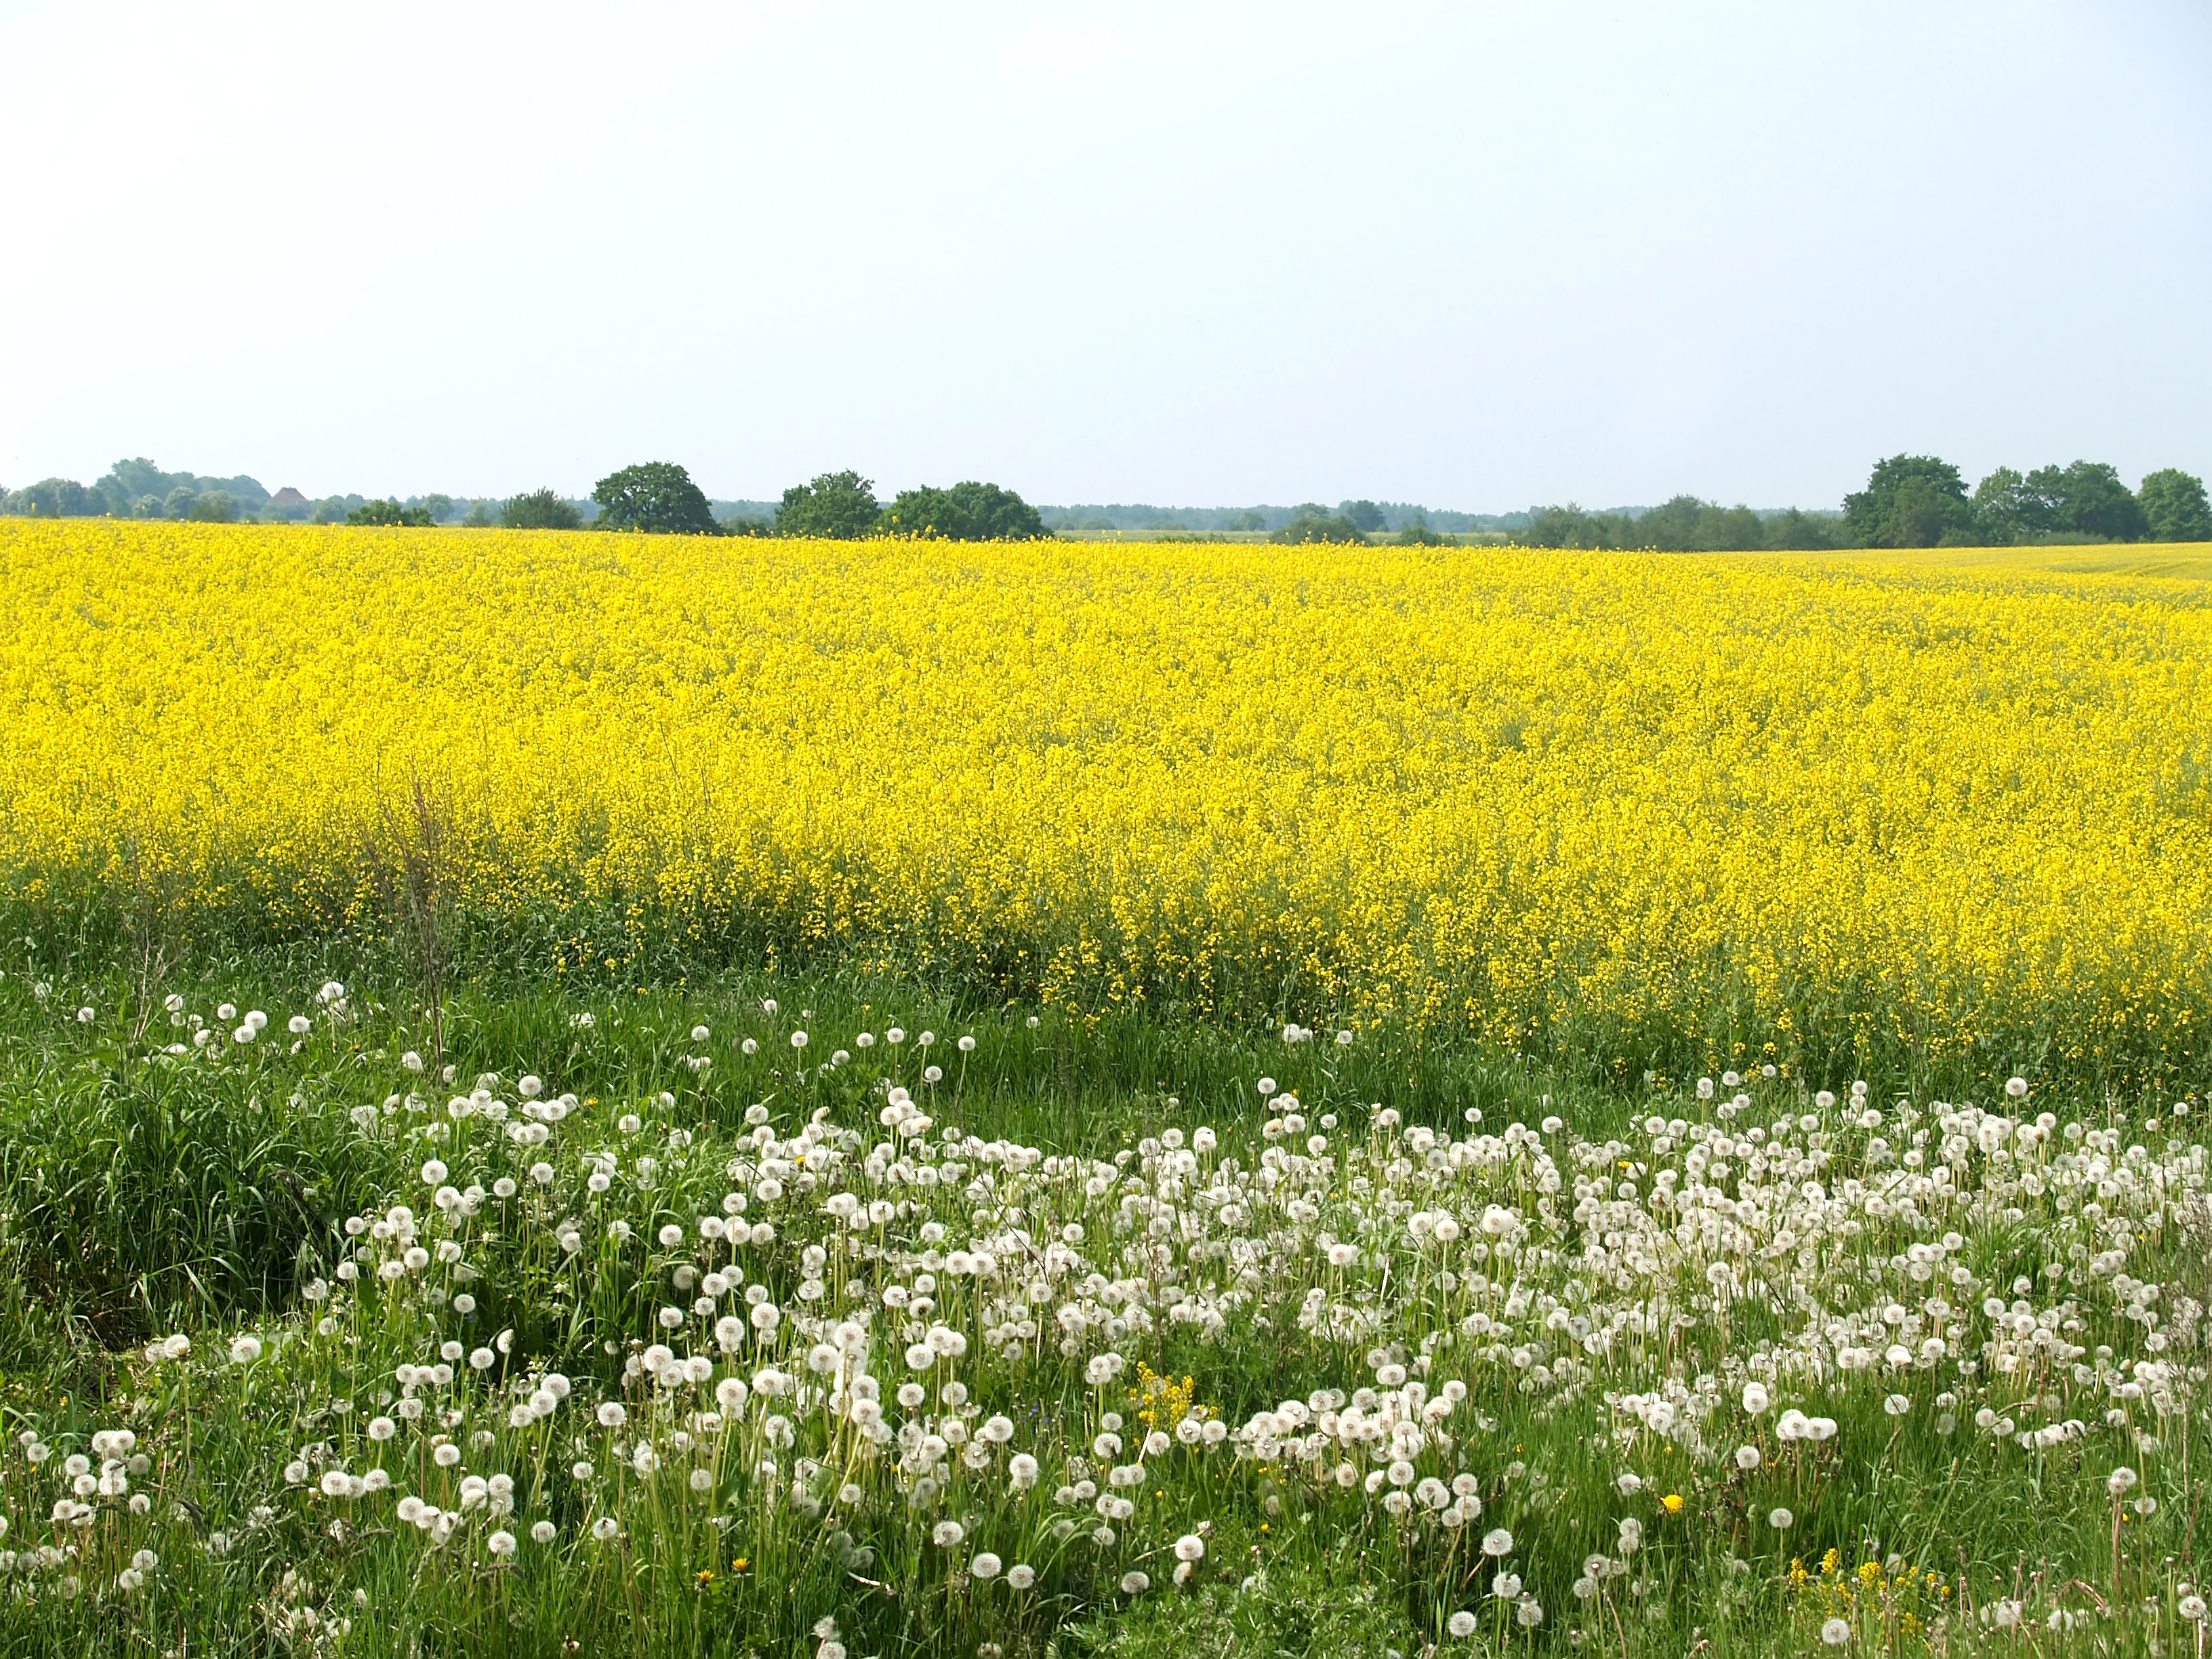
[0,521,2207,1656]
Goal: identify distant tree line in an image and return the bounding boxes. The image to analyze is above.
[1038,501,1536,535]
[7,455,2206,548]
[0,458,1052,543]
[0,459,513,528]
[1519,457,2210,550]
[579,465,1050,541]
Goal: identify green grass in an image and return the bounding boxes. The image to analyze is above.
[0,935,2203,1657]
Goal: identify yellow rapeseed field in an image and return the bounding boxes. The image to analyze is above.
[3,520,2208,1084]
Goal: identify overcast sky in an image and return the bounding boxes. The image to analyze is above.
[2,1,2207,512]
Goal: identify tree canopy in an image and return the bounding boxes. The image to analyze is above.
[1842,455,1974,548]
[1,478,101,516]
[346,499,434,527]
[593,462,720,535]
[503,489,584,531]
[2033,461,2147,542]
[2139,468,2212,542]
[1270,508,1367,545]
[1391,511,1449,546]
[773,471,881,539]
[879,480,1047,540]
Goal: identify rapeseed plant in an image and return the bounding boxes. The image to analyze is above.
[3,522,2211,1091]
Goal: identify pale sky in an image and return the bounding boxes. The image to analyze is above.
[3,1,2207,512]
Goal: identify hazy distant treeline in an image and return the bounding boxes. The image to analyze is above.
[5,454,2206,547]
[1521,457,2209,550]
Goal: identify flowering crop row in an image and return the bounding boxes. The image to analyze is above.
[3,522,2209,1088]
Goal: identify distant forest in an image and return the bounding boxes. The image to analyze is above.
[3,453,2207,547]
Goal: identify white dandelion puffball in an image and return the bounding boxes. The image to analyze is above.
[970,1552,1001,1579]
[228,1335,263,1365]
[1735,1445,1761,1471]
[933,1521,964,1547]
[1822,1618,1851,1645]
[1448,1611,1477,1637]
[1769,1508,1794,1530]
[791,1030,808,1048]
[1742,1382,1770,1414]
[1174,1534,1205,1562]
[1008,1564,1036,1589]
[1120,1570,1150,1595]
[1481,1528,1513,1557]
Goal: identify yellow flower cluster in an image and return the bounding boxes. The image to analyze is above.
[3,521,2209,1082]
[1128,1364,1203,1434]
[1789,1550,1952,1642]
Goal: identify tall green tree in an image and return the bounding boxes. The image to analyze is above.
[1635,495,1766,552]
[879,480,1047,540]
[1758,508,1845,550]
[3,478,100,516]
[593,462,720,534]
[774,471,881,539]
[1391,510,1448,546]
[1270,508,1367,545]
[346,499,433,527]
[2036,460,2146,541]
[503,489,583,530]
[1519,504,1625,548]
[1970,466,2048,543]
[2138,468,2211,542]
[1340,499,1385,533]
[1843,455,1973,547]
